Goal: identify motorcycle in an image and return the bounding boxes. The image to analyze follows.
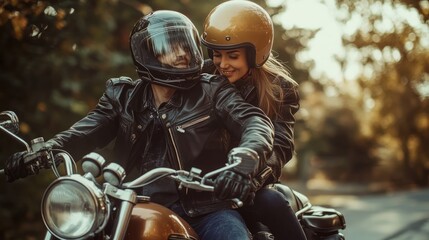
[0,111,346,240]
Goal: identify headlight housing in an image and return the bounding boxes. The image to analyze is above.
[41,175,109,239]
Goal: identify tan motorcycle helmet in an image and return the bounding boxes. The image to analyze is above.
[201,0,274,68]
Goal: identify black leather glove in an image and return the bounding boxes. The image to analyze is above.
[4,151,28,182]
[214,170,254,202]
[227,147,259,176]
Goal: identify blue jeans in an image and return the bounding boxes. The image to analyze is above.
[171,203,251,240]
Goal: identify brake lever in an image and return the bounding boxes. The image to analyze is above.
[173,172,244,207]
[173,170,215,191]
[177,179,214,191]
[22,150,53,176]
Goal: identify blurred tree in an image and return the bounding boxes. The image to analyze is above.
[0,1,140,239]
[339,0,429,186]
[282,0,429,188]
[295,80,379,182]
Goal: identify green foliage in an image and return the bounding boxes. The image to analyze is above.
[0,1,139,238]
[0,0,138,138]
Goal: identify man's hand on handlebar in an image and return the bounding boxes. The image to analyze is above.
[5,151,28,182]
[214,170,255,205]
[4,143,53,182]
[213,147,259,204]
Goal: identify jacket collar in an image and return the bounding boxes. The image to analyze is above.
[234,74,255,99]
[128,80,150,112]
[130,80,183,113]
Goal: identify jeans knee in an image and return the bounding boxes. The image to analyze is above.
[254,188,291,209]
[197,210,251,240]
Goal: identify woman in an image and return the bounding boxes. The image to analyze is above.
[201,1,306,239]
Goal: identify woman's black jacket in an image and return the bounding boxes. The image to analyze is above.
[203,59,300,186]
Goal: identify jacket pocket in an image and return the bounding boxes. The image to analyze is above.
[175,115,211,133]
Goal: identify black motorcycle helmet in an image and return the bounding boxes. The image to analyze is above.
[130,10,203,90]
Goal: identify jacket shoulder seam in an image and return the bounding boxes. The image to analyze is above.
[106,76,134,87]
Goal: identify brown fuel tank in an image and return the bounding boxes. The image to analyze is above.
[125,201,198,240]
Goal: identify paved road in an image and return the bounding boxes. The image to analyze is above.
[314,188,429,240]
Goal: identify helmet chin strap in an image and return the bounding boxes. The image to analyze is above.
[136,68,199,90]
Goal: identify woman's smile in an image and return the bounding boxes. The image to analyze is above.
[212,48,249,83]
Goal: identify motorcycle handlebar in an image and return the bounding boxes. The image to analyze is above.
[123,159,241,190]
[122,168,214,191]
[0,111,30,152]
[0,111,76,178]
[0,147,76,179]
[122,162,244,207]
[0,111,19,133]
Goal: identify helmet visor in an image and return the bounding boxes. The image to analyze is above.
[131,24,203,73]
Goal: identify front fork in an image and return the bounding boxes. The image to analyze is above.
[44,231,54,240]
[104,185,137,240]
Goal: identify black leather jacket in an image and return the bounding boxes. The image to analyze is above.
[48,73,274,216]
[203,60,300,186]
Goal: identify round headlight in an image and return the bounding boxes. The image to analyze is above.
[41,175,108,239]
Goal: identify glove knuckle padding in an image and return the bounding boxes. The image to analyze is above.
[241,180,252,200]
[231,182,240,197]
[220,180,232,199]
[214,170,253,201]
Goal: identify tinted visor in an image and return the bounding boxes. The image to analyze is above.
[131,24,203,74]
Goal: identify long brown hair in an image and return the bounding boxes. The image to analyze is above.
[250,53,297,118]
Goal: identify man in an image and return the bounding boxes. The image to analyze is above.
[5,10,274,240]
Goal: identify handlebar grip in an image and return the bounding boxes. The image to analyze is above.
[22,150,52,175]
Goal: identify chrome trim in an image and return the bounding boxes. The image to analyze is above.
[0,124,31,152]
[44,231,54,240]
[176,115,210,133]
[123,168,176,188]
[295,202,312,218]
[109,190,136,240]
[41,175,109,239]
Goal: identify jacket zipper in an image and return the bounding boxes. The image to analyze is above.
[176,115,210,133]
[156,108,184,171]
[168,128,183,170]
